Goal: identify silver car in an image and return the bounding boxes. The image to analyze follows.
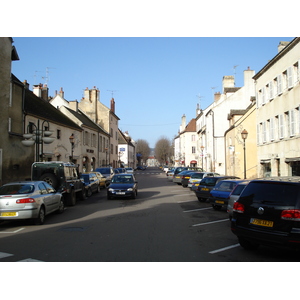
[227,180,250,220]
[0,181,65,225]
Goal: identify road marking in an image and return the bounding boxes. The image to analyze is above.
[0,252,13,259]
[0,228,25,234]
[192,218,229,227]
[18,258,43,262]
[209,244,240,254]
[183,207,212,213]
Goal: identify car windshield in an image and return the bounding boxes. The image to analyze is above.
[96,168,109,174]
[192,173,204,179]
[81,175,90,183]
[112,175,134,184]
[0,184,34,195]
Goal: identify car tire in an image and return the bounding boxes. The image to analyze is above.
[66,189,76,206]
[86,188,92,197]
[78,188,86,201]
[212,204,222,210]
[40,173,58,189]
[198,197,206,202]
[238,237,259,250]
[132,190,137,199]
[57,198,65,214]
[34,206,45,225]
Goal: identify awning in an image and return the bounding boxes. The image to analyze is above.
[190,160,197,164]
[285,157,300,162]
[260,159,271,164]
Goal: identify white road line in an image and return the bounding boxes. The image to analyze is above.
[183,207,212,213]
[0,252,13,259]
[209,244,240,254]
[0,228,25,234]
[18,258,43,262]
[192,218,229,227]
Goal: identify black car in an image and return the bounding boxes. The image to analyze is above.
[107,174,138,200]
[194,176,240,202]
[80,173,101,197]
[231,177,300,250]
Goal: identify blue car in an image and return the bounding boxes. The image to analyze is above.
[107,174,138,200]
[209,179,244,211]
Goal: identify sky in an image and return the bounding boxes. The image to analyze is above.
[11,37,294,148]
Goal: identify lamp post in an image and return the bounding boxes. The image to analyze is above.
[241,129,248,179]
[200,145,205,171]
[22,119,55,162]
[69,134,75,163]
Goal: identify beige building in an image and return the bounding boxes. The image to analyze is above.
[253,38,300,177]
[77,87,120,168]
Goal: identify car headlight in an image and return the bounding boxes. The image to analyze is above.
[127,188,133,191]
[108,188,114,192]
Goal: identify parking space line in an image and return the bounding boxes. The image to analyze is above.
[0,228,25,234]
[183,207,212,213]
[209,244,240,254]
[0,252,13,259]
[192,218,228,227]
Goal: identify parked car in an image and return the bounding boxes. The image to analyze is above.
[136,166,146,170]
[107,173,138,200]
[114,169,120,174]
[31,161,85,206]
[163,166,169,173]
[167,168,175,181]
[188,172,220,189]
[209,179,245,211]
[116,168,127,173]
[194,176,240,202]
[94,172,106,189]
[227,180,250,220]
[0,181,65,225]
[180,171,201,187]
[80,173,101,197]
[95,167,115,186]
[231,177,300,250]
[173,170,195,185]
[125,167,134,174]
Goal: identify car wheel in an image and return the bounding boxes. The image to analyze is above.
[78,188,86,201]
[132,191,137,199]
[57,198,65,214]
[34,206,45,225]
[198,197,206,202]
[86,188,92,197]
[212,204,221,210]
[238,237,259,250]
[40,173,58,189]
[66,189,76,206]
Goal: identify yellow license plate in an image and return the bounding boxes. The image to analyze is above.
[201,188,209,191]
[216,200,224,204]
[195,183,199,186]
[250,218,273,227]
[1,212,17,217]
[176,176,180,179]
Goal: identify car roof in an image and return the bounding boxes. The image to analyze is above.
[251,176,300,183]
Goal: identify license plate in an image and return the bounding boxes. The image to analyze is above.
[250,218,274,227]
[215,200,224,204]
[1,212,17,217]
[176,176,180,179]
[201,188,209,191]
[195,184,199,186]
[116,192,125,195]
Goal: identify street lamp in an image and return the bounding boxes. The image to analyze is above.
[22,119,55,162]
[200,145,205,171]
[69,134,75,163]
[241,129,248,179]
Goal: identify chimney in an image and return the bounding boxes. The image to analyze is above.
[214,92,221,102]
[110,98,115,113]
[180,114,186,132]
[33,83,42,98]
[23,80,29,89]
[59,87,64,98]
[84,87,90,101]
[222,76,235,93]
[196,103,201,115]
[41,84,49,101]
[278,41,290,53]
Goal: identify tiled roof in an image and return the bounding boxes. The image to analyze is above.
[183,118,196,132]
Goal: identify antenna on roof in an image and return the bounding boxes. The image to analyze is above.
[233,65,238,86]
[34,70,42,85]
[211,86,217,100]
[107,90,117,98]
[42,67,56,85]
[196,93,204,109]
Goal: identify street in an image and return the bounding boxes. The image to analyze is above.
[0,167,299,262]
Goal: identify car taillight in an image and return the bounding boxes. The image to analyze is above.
[16,198,36,204]
[233,202,244,213]
[281,210,300,221]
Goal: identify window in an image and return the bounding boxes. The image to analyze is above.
[270,118,274,141]
[277,74,282,95]
[191,135,195,142]
[279,114,284,139]
[287,67,293,89]
[192,146,196,154]
[269,81,274,100]
[288,110,295,137]
[262,121,267,143]
[57,129,61,139]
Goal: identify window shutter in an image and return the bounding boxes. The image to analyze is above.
[279,114,284,138]
[287,67,293,89]
[269,81,273,100]
[270,118,274,141]
[290,109,295,136]
[277,75,282,94]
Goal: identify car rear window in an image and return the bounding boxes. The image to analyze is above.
[240,181,300,206]
[201,177,218,186]
[215,181,237,191]
[0,184,34,195]
[231,184,247,196]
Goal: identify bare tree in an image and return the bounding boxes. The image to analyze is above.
[154,136,172,165]
[136,139,150,166]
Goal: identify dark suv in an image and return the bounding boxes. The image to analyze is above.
[231,177,300,250]
[31,161,85,206]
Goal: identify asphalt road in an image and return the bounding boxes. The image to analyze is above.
[0,167,299,262]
